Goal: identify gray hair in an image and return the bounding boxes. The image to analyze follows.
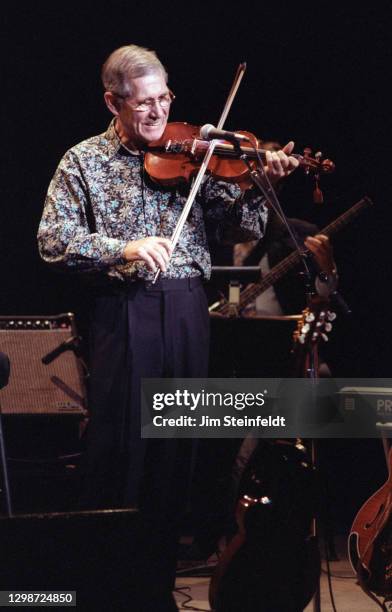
[102,44,168,97]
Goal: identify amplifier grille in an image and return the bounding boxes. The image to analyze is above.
[0,315,87,415]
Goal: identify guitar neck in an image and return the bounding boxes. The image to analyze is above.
[217,196,373,316]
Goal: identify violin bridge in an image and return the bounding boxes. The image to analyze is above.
[191,138,198,156]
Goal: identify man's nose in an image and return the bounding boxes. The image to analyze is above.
[148,100,165,118]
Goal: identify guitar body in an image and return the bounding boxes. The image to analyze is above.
[209,297,333,611]
[209,441,320,612]
[349,448,392,597]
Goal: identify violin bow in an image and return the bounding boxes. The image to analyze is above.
[216,62,247,129]
[152,63,247,283]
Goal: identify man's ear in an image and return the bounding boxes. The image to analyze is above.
[104,91,120,116]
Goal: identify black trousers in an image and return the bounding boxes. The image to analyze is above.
[79,277,209,598]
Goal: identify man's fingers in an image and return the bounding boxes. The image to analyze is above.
[305,235,331,253]
[137,242,171,272]
[137,247,157,272]
[305,236,322,247]
[155,237,173,256]
[266,151,285,176]
[265,143,299,180]
[148,244,170,272]
[124,236,173,271]
[315,234,329,243]
[282,140,295,155]
[277,150,290,169]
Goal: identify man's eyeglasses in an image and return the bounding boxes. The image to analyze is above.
[114,90,175,112]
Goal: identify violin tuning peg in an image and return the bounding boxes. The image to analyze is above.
[322,159,335,173]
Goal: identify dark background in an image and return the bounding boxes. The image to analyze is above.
[2,3,392,523]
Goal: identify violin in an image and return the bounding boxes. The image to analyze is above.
[145,122,335,188]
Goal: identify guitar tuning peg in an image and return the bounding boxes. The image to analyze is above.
[325,322,332,332]
[301,323,310,334]
[327,311,337,321]
[321,333,329,342]
[306,313,315,322]
[299,334,306,344]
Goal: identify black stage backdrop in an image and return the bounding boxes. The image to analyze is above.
[2,2,392,520]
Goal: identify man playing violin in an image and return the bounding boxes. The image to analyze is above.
[37,44,298,610]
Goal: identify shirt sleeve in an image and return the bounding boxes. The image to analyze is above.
[37,151,128,272]
[201,177,268,245]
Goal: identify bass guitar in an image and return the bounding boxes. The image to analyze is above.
[210,196,373,317]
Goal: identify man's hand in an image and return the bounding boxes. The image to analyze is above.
[123,236,173,272]
[304,234,336,275]
[265,141,299,182]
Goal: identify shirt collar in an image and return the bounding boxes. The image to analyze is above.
[103,119,141,160]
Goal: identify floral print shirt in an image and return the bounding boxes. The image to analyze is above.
[38,120,268,282]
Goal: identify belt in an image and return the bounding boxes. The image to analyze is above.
[142,276,203,292]
[92,276,203,297]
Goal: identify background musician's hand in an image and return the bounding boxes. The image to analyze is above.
[123,236,173,272]
[304,234,336,275]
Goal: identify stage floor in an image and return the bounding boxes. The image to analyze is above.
[174,536,382,611]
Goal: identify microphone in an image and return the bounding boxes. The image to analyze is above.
[41,336,80,365]
[200,124,249,143]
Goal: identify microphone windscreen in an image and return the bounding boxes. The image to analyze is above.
[199,124,214,140]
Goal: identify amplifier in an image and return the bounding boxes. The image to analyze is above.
[339,386,392,420]
[0,509,146,609]
[0,314,87,416]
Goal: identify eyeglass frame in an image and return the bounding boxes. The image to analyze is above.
[112,89,175,112]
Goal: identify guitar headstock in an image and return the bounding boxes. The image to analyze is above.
[293,296,336,350]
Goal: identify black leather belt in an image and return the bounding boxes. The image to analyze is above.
[142,277,203,291]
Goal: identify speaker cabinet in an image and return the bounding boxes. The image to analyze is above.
[0,509,153,611]
[0,314,87,416]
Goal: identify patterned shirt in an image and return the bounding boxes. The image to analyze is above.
[38,120,268,282]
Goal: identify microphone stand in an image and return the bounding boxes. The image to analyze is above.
[232,140,314,294]
[234,139,323,612]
